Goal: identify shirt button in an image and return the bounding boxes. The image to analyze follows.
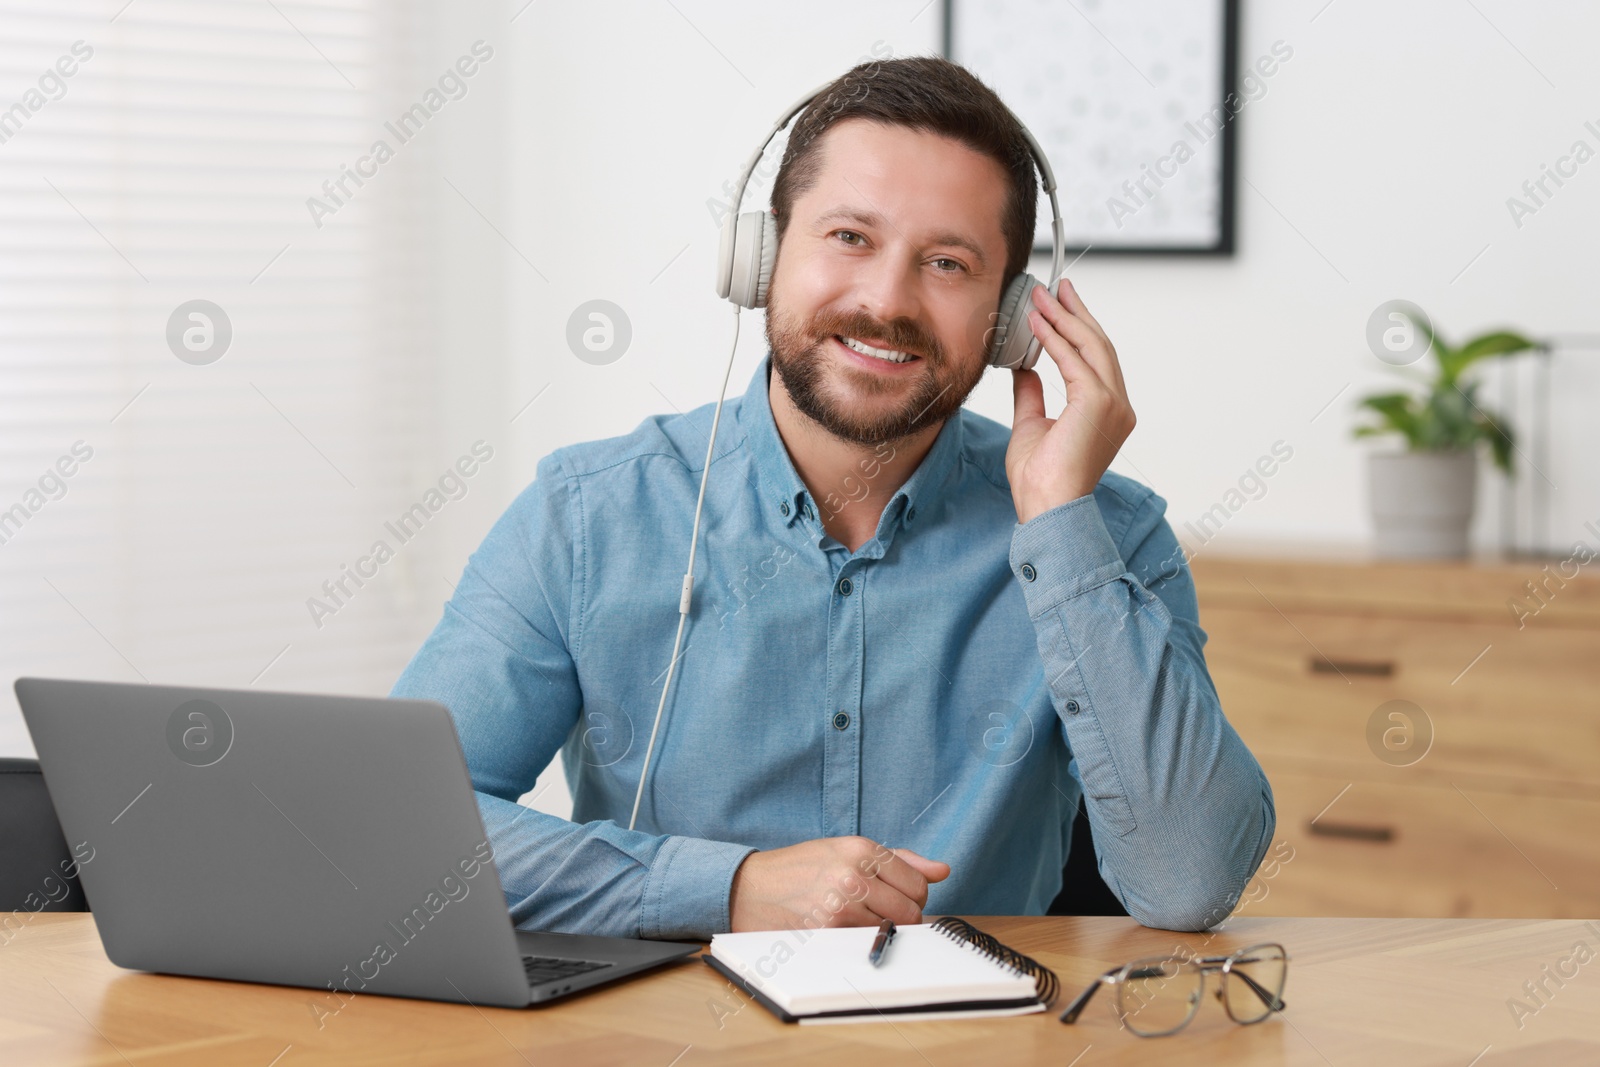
[779,501,791,517]
[1065,699,1080,715]
[906,506,917,522]
[802,503,815,521]
[836,576,853,596]
[1020,563,1037,582]
[832,711,851,730]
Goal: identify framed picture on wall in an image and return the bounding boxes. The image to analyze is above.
[944,0,1241,255]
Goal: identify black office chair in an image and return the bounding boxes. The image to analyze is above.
[0,758,90,911]
[1047,795,1128,917]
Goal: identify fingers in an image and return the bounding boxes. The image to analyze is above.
[1011,365,1046,423]
[864,851,928,908]
[1055,276,1107,340]
[1030,286,1107,382]
[892,848,952,884]
[1022,302,1135,457]
[1030,281,1120,395]
[1056,277,1126,394]
[860,876,925,925]
[1027,302,1104,396]
[853,845,951,925]
[828,855,921,926]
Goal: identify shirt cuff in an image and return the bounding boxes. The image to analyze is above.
[1009,493,1127,617]
[639,835,758,940]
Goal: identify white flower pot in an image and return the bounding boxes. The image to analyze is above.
[1366,450,1477,558]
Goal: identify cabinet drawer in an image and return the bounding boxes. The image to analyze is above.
[1199,604,1600,786]
[1244,766,1600,919]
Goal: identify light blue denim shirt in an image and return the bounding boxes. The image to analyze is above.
[391,354,1275,939]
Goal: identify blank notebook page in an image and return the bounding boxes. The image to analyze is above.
[708,923,1040,1016]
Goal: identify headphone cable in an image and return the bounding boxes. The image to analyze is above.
[628,302,744,832]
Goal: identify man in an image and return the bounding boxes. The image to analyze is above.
[392,56,1275,939]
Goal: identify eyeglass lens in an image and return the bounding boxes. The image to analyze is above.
[1224,943,1288,1024]
[1115,957,1203,1037]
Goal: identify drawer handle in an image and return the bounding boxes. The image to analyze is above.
[1308,820,1394,843]
[1308,656,1394,677]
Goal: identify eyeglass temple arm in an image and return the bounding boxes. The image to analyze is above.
[1232,968,1287,1012]
[1058,969,1120,1024]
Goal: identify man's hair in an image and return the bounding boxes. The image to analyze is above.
[770,56,1039,281]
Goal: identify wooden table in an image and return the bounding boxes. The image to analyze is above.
[3,913,1598,1065]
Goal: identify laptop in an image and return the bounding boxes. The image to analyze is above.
[15,677,700,1008]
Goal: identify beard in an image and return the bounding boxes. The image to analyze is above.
[765,286,986,448]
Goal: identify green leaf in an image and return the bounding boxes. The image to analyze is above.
[1353,392,1422,445]
[1357,392,1415,417]
[1405,310,1442,361]
[1425,386,1479,448]
[1477,409,1516,475]
[1440,330,1540,383]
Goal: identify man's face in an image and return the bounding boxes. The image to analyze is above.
[765,118,1011,446]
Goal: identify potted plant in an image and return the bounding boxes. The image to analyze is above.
[1352,316,1540,558]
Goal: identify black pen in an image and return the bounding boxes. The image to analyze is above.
[868,918,897,966]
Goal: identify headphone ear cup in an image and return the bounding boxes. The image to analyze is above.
[752,211,777,308]
[716,210,778,309]
[988,272,1044,371]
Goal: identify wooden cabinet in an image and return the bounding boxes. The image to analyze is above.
[1190,547,1600,918]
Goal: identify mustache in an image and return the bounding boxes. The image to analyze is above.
[811,312,939,361]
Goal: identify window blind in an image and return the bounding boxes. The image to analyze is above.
[0,0,453,755]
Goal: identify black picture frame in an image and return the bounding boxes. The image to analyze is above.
[942,0,1240,256]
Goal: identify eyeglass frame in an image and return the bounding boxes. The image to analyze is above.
[1058,941,1289,1036]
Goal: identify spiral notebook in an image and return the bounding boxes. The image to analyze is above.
[704,916,1060,1025]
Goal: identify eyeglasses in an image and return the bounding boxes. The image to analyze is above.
[1059,942,1288,1037]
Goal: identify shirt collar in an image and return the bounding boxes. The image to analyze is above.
[737,352,967,545]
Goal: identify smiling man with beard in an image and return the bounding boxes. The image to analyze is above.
[392,56,1275,940]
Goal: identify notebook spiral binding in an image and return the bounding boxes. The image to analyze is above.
[931,916,1060,1007]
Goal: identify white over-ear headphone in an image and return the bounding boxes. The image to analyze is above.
[627,78,1066,832]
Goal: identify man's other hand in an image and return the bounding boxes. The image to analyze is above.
[1007,277,1135,524]
[728,836,951,932]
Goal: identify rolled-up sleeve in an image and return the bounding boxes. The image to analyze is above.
[1008,487,1275,931]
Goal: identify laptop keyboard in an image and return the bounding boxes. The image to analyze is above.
[522,955,614,987]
